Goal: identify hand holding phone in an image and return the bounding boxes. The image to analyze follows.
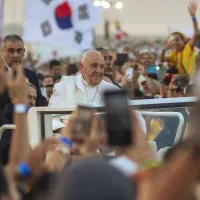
[72,105,94,136]
[157,66,167,81]
[104,90,133,147]
[125,67,133,82]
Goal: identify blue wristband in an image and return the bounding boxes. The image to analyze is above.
[192,17,197,23]
[17,163,31,176]
[60,137,72,148]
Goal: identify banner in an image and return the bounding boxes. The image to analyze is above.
[23,0,102,50]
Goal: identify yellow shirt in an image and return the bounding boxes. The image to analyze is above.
[167,43,197,79]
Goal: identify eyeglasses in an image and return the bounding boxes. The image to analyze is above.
[103,56,113,61]
[7,48,24,55]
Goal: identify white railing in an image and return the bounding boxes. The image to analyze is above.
[0,124,16,139]
[27,107,76,147]
[0,97,195,148]
[27,109,186,147]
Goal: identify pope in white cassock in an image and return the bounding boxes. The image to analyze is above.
[49,50,146,134]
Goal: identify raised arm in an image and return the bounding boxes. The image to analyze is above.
[188,1,200,48]
[160,40,175,63]
[7,66,31,168]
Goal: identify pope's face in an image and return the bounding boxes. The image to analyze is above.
[82,54,105,86]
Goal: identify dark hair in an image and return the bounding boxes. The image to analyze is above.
[53,75,62,82]
[37,73,44,81]
[66,64,78,76]
[46,84,54,88]
[95,47,108,52]
[3,34,24,48]
[49,60,61,70]
[54,158,135,200]
[44,75,53,79]
[172,32,189,44]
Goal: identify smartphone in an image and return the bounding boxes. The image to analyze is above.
[115,53,128,66]
[157,66,167,81]
[125,67,133,82]
[104,90,132,146]
[72,105,94,136]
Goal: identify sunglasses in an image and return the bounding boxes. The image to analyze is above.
[103,56,113,61]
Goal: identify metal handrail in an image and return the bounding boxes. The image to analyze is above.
[27,97,195,147]
[0,124,16,139]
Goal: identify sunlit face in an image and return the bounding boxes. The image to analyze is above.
[148,53,155,65]
[46,86,53,99]
[50,65,62,76]
[3,41,25,71]
[100,50,113,80]
[140,53,154,68]
[43,77,54,86]
[82,54,105,86]
[172,33,185,51]
[137,64,145,75]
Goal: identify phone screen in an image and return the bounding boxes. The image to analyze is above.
[104,90,132,146]
[115,54,128,66]
[157,66,167,81]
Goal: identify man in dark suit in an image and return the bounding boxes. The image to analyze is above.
[0,34,47,112]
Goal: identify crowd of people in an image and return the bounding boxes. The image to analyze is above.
[32,0,200,102]
[0,0,200,200]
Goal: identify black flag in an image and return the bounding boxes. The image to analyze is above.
[41,20,52,37]
[75,31,83,44]
[78,4,89,20]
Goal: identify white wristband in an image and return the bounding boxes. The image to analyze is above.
[14,104,28,114]
[110,156,138,176]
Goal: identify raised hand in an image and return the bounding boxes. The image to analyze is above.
[188,1,198,17]
[25,139,61,174]
[80,114,100,156]
[7,65,28,104]
[120,110,155,164]
[163,40,175,51]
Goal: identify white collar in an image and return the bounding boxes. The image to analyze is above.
[81,75,100,88]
